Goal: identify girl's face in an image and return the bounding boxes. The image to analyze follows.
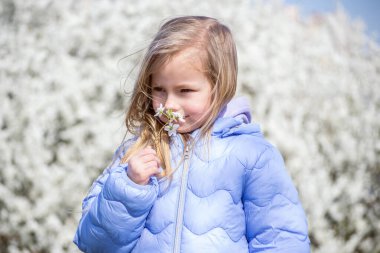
[151,47,212,133]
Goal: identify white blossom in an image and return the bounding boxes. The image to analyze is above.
[164,122,179,137]
[154,104,185,136]
[154,103,165,117]
[0,0,379,252]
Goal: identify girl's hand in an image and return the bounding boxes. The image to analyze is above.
[127,146,161,185]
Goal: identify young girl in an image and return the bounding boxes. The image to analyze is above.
[74,16,310,252]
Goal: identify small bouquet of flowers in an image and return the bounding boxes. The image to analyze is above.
[154,104,185,136]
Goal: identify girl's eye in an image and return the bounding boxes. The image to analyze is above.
[152,87,164,92]
[180,89,193,93]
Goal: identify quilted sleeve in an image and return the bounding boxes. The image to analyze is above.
[73,141,159,253]
[243,146,310,253]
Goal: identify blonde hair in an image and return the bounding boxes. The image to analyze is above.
[121,16,238,177]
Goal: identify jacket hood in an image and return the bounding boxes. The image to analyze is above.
[212,97,262,138]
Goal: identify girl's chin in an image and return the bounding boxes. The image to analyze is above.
[176,127,188,134]
[177,124,199,134]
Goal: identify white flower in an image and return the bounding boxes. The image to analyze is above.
[154,103,165,117]
[154,105,185,137]
[172,111,185,122]
[164,122,179,136]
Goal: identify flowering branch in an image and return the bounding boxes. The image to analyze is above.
[154,103,185,136]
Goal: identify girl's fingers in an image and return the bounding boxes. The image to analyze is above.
[155,166,163,175]
[137,147,161,165]
[140,153,161,163]
[146,165,162,176]
[139,146,156,156]
[129,153,160,169]
[127,146,161,183]
[144,161,159,170]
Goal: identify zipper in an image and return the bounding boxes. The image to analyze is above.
[173,143,190,253]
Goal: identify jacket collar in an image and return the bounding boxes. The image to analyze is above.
[171,96,262,147]
[212,97,261,138]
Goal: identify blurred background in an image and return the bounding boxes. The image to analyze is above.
[0,0,379,252]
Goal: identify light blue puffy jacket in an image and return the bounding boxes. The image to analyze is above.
[74,97,310,252]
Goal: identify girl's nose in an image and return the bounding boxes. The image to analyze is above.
[164,94,180,111]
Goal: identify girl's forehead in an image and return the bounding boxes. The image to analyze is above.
[150,47,211,87]
[156,47,206,73]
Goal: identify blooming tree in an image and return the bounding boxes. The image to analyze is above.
[0,0,379,252]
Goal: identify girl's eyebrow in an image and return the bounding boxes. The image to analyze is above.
[152,83,197,88]
[175,83,195,88]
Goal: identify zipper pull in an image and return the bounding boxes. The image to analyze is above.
[184,144,190,159]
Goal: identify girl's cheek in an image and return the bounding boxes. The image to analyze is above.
[152,97,161,108]
[152,102,158,110]
[153,95,165,106]
[159,115,168,123]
